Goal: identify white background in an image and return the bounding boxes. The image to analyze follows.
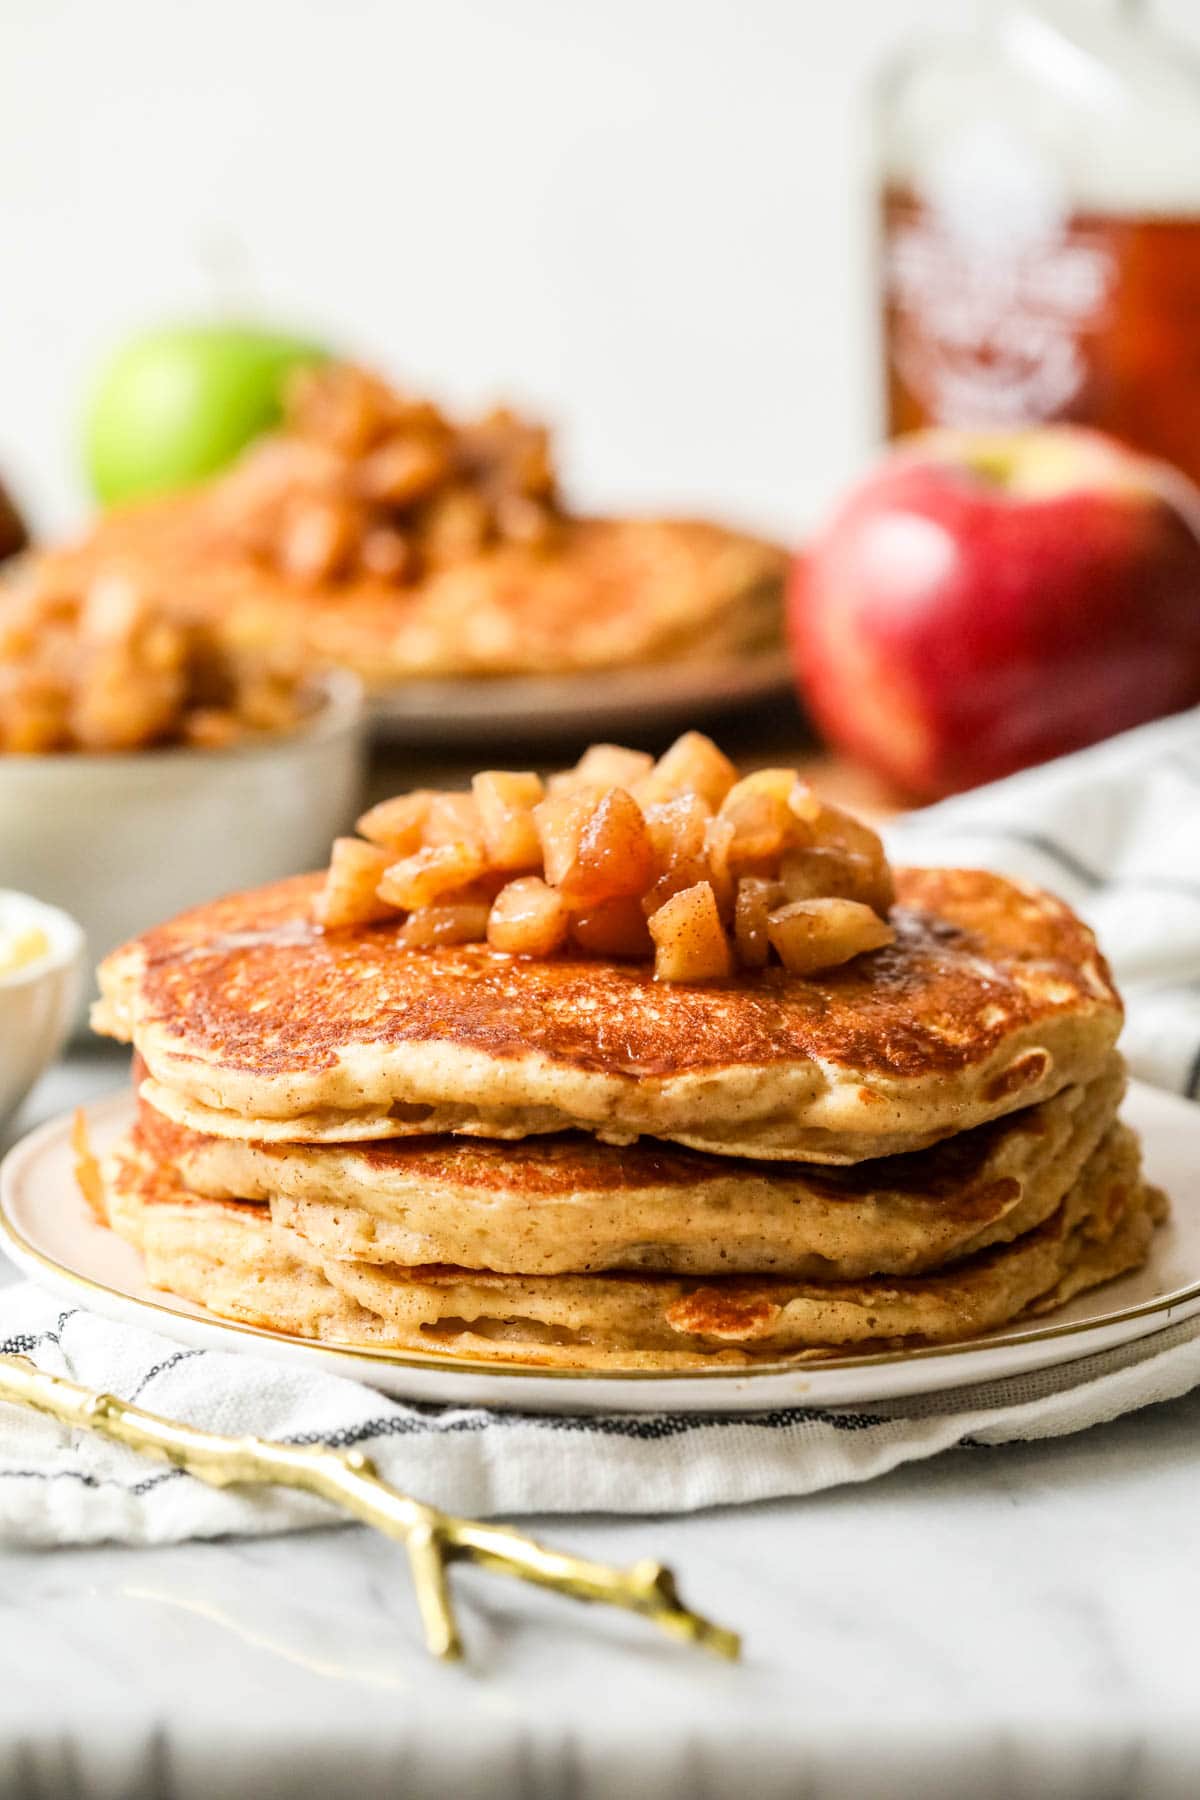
[3,0,1198,542]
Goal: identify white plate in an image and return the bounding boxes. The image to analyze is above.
[2,1082,1198,1414]
[369,648,796,746]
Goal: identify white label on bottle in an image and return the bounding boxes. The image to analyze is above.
[886,123,1115,423]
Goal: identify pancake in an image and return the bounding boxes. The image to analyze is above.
[182,516,785,681]
[96,866,1122,1162]
[142,1058,1125,1278]
[98,1132,392,1345]
[97,1123,1165,1370]
[33,504,785,683]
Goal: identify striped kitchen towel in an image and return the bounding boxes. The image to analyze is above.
[1,1287,1199,1544]
[0,707,1198,1545]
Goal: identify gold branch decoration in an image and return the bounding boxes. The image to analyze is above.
[0,1353,740,1663]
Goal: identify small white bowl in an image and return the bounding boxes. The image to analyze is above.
[0,890,84,1134]
[0,671,366,1026]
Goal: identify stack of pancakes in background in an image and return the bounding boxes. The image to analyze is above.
[30,363,787,688]
[88,738,1166,1370]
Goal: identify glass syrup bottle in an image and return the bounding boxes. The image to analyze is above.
[875,0,1200,483]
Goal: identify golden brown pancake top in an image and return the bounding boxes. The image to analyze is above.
[111,865,1119,1085]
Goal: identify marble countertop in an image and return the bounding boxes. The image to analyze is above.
[3,1055,1199,1799]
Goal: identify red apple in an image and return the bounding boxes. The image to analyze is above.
[789,426,1200,799]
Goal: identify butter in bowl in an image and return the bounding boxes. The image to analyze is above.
[0,890,82,1135]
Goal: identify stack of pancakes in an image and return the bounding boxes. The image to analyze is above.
[26,361,786,688]
[89,863,1165,1369]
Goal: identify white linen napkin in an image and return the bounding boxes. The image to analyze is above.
[1,707,1198,1547]
[886,705,1200,1098]
[2,1285,1200,1547]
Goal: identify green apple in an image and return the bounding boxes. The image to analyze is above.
[83,323,331,505]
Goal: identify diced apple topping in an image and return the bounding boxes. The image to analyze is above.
[803,801,895,913]
[422,791,485,849]
[717,773,795,867]
[556,788,655,908]
[472,770,544,871]
[634,730,737,811]
[641,793,715,916]
[643,793,711,869]
[356,791,435,854]
[734,876,784,971]
[780,845,892,913]
[313,731,896,980]
[548,742,654,796]
[377,840,487,910]
[647,881,732,982]
[314,838,396,929]
[571,895,654,958]
[398,898,492,947]
[487,876,569,955]
[532,790,598,890]
[766,898,896,976]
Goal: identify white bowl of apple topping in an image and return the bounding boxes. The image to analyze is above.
[0,565,366,1015]
[316,730,895,982]
[0,890,83,1137]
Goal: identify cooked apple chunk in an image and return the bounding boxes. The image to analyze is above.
[356,791,434,854]
[398,897,491,947]
[641,794,713,913]
[315,838,395,929]
[644,793,711,868]
[563,788,655,908]
[821,809,894,912]
[734,875,785,970]
[700,814,739,918]
[549,742,654,795]
[636,731,737,811]
[787,779,823,827]
[766,897,895,975]
[717,785,793,866]
[487,876,569,955]
[571,895,654,957]
[473,770,544,871]
[779,846,887,913]
[422,791,485,849]
[535,786,654,908]
[378,840,487,910]
[648,880,732,982]
[533,790,596,890]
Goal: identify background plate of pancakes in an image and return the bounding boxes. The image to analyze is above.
[3,1079,1197,1414]
[27,363,794,749]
